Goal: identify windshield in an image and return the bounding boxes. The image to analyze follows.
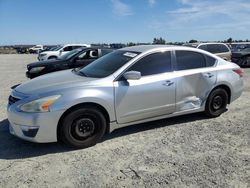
[58,48,83,60]
[49,46,61,51]
[79,50,140,78]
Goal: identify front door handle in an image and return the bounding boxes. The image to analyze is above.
[163,80,174,86]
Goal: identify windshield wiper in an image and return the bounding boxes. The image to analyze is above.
[79,71,89,77]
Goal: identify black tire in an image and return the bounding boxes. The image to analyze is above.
[205,88,228,118]
[48,56,57,60]
[242,56,250,67]
[59,107,107,148]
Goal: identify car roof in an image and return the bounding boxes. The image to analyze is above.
[119,45,177,53]
[63,44,90,47]
[78,47,115,51]
[184,42,228,46]
[117,45,222,60]
[118,45,213,53]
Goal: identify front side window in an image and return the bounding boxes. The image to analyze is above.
[127,51,172,76]
[58,48,82,60]
[72,46,83,49]
[175,51,206,70]
[63,46,73,51]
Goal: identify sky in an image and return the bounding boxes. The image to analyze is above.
[0,0,250,45]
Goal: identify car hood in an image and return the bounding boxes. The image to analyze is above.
[15,70,98,95]
[27,59,66,68]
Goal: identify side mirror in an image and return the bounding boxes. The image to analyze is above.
[123,71,141,80]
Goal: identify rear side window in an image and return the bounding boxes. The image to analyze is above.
[207,44,229,53]
[128,51,172,76]
[175,51,206,70]
[205,55,216,67]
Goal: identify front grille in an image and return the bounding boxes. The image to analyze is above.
[8,95,21,106]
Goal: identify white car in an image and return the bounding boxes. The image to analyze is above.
[183,43,232,61]
[29,45,43,53]
[38,44,90,61]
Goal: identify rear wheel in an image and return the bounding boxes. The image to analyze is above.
[205,88,228,118]
[59,107,107,148]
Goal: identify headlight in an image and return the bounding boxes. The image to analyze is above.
[20,95,61,113]
[29,67,45,73]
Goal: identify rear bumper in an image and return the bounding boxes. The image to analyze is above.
[231,78,244,103]
[7,104,65,143]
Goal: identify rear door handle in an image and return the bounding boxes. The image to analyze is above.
[163,80,174,86]
[204,72,214,78]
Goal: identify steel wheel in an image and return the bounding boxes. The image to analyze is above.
[205,88,228,117]
[60,107,107,148]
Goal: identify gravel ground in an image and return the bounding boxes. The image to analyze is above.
[0,54,249,188]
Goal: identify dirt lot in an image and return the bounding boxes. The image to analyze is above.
[0,54,249,188]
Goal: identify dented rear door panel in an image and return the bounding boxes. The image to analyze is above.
[175,68,217,112]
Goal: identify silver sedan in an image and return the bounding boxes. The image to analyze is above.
[7,45,244,148]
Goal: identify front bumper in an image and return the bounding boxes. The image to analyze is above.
[26,71,31,78]
[7,104,65,143]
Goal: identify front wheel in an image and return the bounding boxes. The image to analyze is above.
[59,107,107,148]
[205,88,228,118]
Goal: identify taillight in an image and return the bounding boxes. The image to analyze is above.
[233,68,244,77]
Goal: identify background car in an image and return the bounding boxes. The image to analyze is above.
[231,48,250,67]
[38,46,60,54]
[38,43,90,61]
[183,43,232,61]
[28,45,44,54]
[8,45,243,148]
[230,42,250,52]
[26,47,114,78]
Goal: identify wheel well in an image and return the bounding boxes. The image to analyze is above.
[212,85,231,104]
[57,103,110,141]
[48,56,57,59]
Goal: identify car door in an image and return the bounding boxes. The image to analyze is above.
[174,50,217,112]
[114,51,176,124]
[71,49,98,68]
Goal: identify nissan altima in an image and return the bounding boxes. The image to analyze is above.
[7,45,243,148]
